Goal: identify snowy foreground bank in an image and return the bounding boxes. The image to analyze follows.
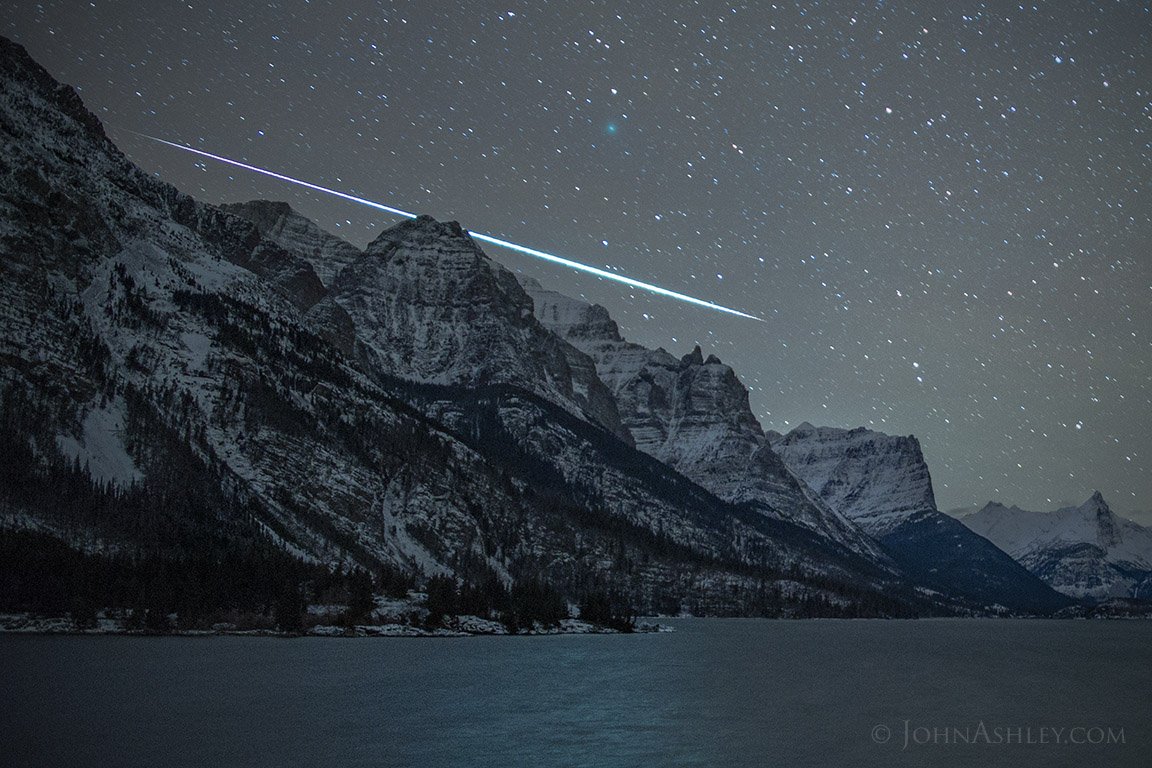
[0,613,670,637]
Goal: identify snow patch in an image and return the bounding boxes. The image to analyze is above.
[56,397,141,489]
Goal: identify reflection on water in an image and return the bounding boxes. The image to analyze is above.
[2,619,1149,767]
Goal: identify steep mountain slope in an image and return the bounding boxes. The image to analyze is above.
[0,34,525,577]
[219,199,362,288]
[219,199,362,354]
[768,423,938,537]
[223,200,630,443]
[329,217,629,443]
[522,278,887,563]
[769,424,1071,613]
[0,36,927,618]
[962,493,1152,600]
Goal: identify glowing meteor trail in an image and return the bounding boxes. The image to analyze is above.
[138,134,764,321]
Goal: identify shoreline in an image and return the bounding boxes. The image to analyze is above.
[5,612,1151,638]
[0,613,671,638]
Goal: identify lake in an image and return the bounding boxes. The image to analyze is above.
[2,619,1149,767]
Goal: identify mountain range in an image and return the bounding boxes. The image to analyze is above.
[767,423,1071,613]
[961,493,1152,601]
[0,36,1122,627]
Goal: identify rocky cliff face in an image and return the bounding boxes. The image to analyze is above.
[770,423,1071,613]
[329,217,629,442]
[220,199,362,288]
[962,493,1152,600]
[769,423,937,536]
[522,279,886,562]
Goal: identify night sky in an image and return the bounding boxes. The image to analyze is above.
[7,1,1150,518]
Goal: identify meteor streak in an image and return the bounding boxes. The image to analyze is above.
[138,134,764,321]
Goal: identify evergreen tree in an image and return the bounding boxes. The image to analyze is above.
[70,593,99,630]
[579,589,635,632]
[424,575,458,626]
[144,606,172,633]
[346,568,375,621]
[273,581,304,633]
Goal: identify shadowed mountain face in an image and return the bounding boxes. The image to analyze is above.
[219,199,363,288]
[962,493,1152,601]
[769,424,1071,614]
[0,35,939,618]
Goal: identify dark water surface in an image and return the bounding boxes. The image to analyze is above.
[3,619,1149,767]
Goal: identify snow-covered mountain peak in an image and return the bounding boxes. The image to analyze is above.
[367,214,473,256]
[962,494,1152,600]
[236,199,294,217]
[770,424,937,535]
[521,277,623,342]
[674,345,724,367]
[0,37,108,147]
[327,215,628,439]
[768,421,1069,612]
[967,493,1134,556]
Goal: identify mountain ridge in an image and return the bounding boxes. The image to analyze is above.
[962,493,1152,600]
[769,422,1071,613]
[521,277,888,563]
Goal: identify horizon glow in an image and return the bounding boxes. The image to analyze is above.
[137,134,764,322]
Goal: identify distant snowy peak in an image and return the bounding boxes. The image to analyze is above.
[769,423,937,536]
[962,494,1152,600]
[767,421,1070,612]
[964,493,1152,570]
[330,216,628,440]
[220,199,363,288]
